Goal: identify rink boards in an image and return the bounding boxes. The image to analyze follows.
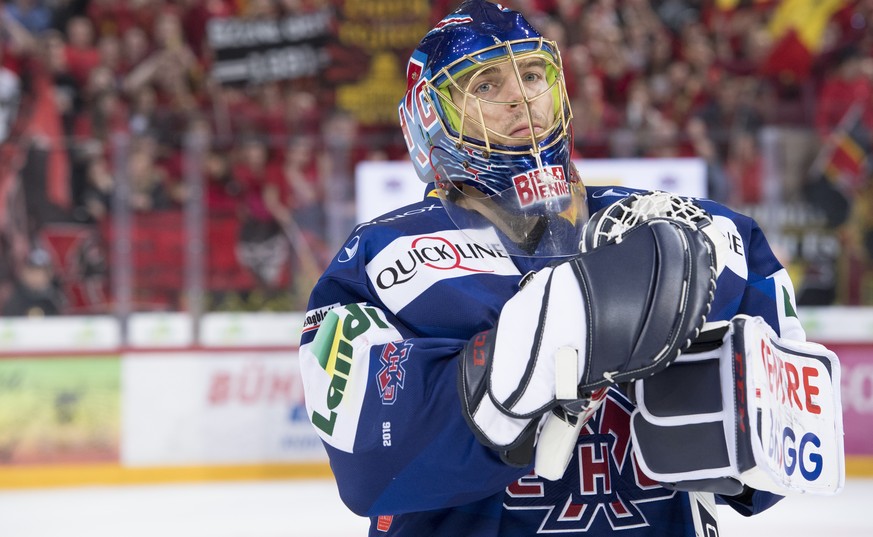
[0,310,870,488]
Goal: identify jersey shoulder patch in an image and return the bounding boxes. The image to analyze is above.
[300,303,401,452]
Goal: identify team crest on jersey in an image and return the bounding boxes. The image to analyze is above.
[504,392,675,532]
[376,340,413,404]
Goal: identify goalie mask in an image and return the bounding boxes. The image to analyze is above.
[399,0,586,257]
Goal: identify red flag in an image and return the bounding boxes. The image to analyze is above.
[816,105,871,192]
[761,0,848,80]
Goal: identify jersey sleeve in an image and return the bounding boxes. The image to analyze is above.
[299,274,529,517]
[703,202,804,343]
[738,216,805,341]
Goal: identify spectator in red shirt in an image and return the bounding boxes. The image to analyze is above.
[612,77,657,158]
[204,148,241,217]
[281,89,321,139]
[571,73,620,158]
[582,4,637,108]
[72,70,129,146]
[685,116,731,204]
[696,76,764,160]
[77,155,114,223]
[725,130,764,206]
[233,135,276,222]
[122,9,201,105]
[120,25,151,74]
[97,33,122,74]
[127,144,172,213]
[178,0,238,61]
[263,136,326,247]
[63,16,101,88]
[252,81,286,151]
[86,0,156,38]
[815,46,873,139]
[233,135,289,288]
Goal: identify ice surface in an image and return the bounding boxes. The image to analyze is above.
[0,478,870,536]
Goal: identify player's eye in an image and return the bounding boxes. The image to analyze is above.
[473,81,494,94]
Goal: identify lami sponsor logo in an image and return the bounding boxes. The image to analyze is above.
[513,165,568,207]
[366,229,519,312]
[309,304,389,437]
[302,303,340,333]
[300,303,403,453]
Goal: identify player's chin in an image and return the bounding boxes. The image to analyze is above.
[491,133,532,147]
[495,127,547,146]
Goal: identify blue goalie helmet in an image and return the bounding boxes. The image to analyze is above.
[399,0,587,257]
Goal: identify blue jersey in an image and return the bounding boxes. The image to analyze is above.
[299,186,802,536]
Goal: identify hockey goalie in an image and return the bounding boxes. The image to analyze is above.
[299,1,845,535]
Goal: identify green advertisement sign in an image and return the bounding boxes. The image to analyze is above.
[0,357,120,465]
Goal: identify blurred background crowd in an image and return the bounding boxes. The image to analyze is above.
[1,0,873,317]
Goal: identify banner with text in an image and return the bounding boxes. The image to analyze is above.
[122,351,324,466]
[831,343,873,456]
[207,10,333,85]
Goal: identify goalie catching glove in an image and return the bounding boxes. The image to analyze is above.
[630,315,845,496]
[457,207,718,459]
[534,191,731,478]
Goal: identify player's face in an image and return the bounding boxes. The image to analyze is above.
[449,56,555,147]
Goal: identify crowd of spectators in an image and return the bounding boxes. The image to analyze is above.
[1,0,872,316]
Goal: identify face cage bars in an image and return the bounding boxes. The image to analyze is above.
[427,37,574,159]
